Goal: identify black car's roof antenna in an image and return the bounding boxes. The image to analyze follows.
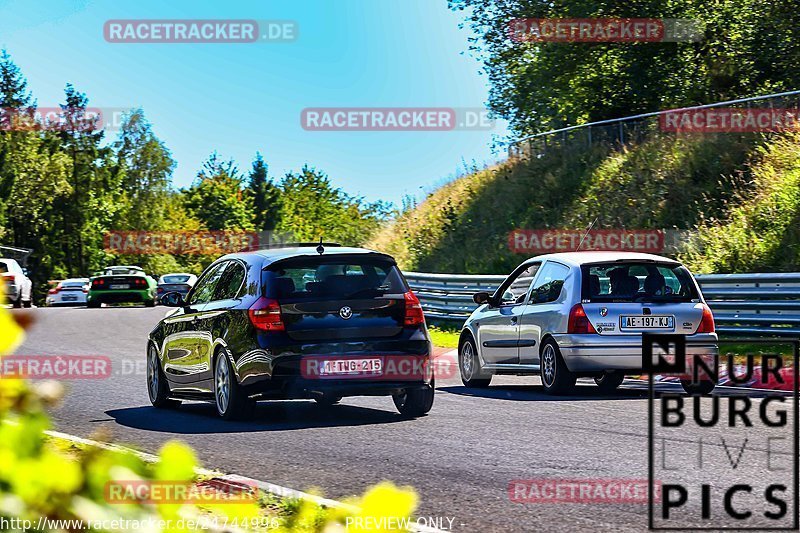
[316,237,325,255]
[575,217,598,252]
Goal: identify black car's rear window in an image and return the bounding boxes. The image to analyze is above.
[581,262,699,302]
[264,257,407,300]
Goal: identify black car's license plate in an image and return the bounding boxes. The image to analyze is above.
[319,358,383,376]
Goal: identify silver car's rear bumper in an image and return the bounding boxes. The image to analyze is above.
[553,333,718,372]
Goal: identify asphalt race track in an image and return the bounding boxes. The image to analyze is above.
[11,308,796,532]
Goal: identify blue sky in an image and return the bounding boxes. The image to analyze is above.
[0,0,509,205]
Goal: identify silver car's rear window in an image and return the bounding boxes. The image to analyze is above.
[581,262,699,302]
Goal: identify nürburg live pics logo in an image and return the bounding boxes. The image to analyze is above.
[644,333,799,530]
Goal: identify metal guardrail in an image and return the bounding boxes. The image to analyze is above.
[507,89,800,158]
[405,271,800,336]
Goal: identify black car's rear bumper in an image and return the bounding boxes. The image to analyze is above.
[240,349,433,399]
[245,377,432,400]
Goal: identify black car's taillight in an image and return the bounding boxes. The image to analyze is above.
[404,291,425,326]
[249,297,285,331]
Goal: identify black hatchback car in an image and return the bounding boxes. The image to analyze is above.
[147,244,434,420]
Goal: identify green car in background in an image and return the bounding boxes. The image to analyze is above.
[87,265,157,308]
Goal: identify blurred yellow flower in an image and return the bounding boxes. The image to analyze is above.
[0,280,24,354]
[350,481,418,532]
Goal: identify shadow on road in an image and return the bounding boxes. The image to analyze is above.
[439,379,786,402]
[106,400,409,433]
[439,381,649,401]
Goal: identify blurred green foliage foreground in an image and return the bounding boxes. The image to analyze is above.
[0,288,419,532]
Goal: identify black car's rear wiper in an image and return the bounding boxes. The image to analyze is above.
[343,284,391,299]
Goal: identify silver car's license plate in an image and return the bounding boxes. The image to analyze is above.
[620,315,674,329]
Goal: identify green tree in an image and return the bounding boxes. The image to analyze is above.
[0,49,35,237]
[114,109,176,231]
[247,152,281,231]
[277,166,389,246]
[182,152,255,231]
[450,0,800,136]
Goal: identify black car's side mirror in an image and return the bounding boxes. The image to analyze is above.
[160,291,185,307]
[473,291,495,307]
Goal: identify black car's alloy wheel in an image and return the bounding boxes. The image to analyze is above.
[147,344,179,409]
[214,349,254,420]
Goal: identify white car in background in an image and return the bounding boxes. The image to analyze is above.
[46,278,90,307]
[1,258,32,308]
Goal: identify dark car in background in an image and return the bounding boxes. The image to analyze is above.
[147,244,434,420]
[156,273,197,301]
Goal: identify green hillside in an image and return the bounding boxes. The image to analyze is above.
[368,131,800,274]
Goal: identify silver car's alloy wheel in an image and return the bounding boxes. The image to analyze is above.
[147,345,159,402]
[542,344,556,387]
[215,355,231,415]
[460,341,475,381]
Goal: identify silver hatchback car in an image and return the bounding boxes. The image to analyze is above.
[459,252,718,395]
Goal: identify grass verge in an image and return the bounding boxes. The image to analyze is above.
[428,324,460,349]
